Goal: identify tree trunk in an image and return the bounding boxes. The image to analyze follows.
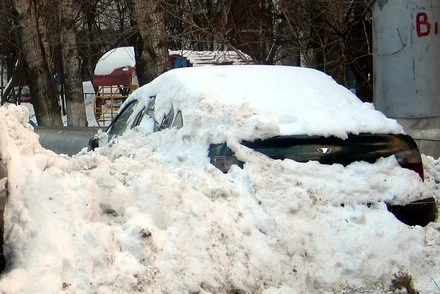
[59,0,87,126]
[129,0,169,85]
[84,0,98,81]
[12,0,62,126]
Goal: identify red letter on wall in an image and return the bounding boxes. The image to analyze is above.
[417,12,431,37]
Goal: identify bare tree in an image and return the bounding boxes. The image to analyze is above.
[127,0,170,85]
[0,1,15,104]
[11,0,62,126]
[58,0,87,126]
[345,0,373,101]
[164,0,373,100]
[164,0,230,51]
[277,0,373,101]
[1,0,374,127]
[76,0,133,81]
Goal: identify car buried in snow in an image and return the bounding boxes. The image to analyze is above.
[88,65,437,227]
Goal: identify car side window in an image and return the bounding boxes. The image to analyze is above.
[159,107,175,131]
[107,100,138,140]
[158,108,184,130]
[137,97,183,133]
[137,97,158,133]
[146,97,155,117]
[171,111,183,129]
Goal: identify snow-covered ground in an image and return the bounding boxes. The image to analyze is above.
[0,65,438,293]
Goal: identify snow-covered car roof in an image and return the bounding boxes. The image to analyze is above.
[124,65,403,141]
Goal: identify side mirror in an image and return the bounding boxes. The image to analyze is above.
[88,136,99,151]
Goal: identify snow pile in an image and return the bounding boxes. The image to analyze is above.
[0,105,438,293]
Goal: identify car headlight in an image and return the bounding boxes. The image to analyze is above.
[208,143,243,173]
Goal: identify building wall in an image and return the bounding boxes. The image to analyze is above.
[373,0,440,157]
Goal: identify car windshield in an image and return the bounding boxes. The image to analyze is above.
[106,100,138,140]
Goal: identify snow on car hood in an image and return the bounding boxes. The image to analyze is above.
[125,65,404,141]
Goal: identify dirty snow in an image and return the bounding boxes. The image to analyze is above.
[0,66,438,293]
